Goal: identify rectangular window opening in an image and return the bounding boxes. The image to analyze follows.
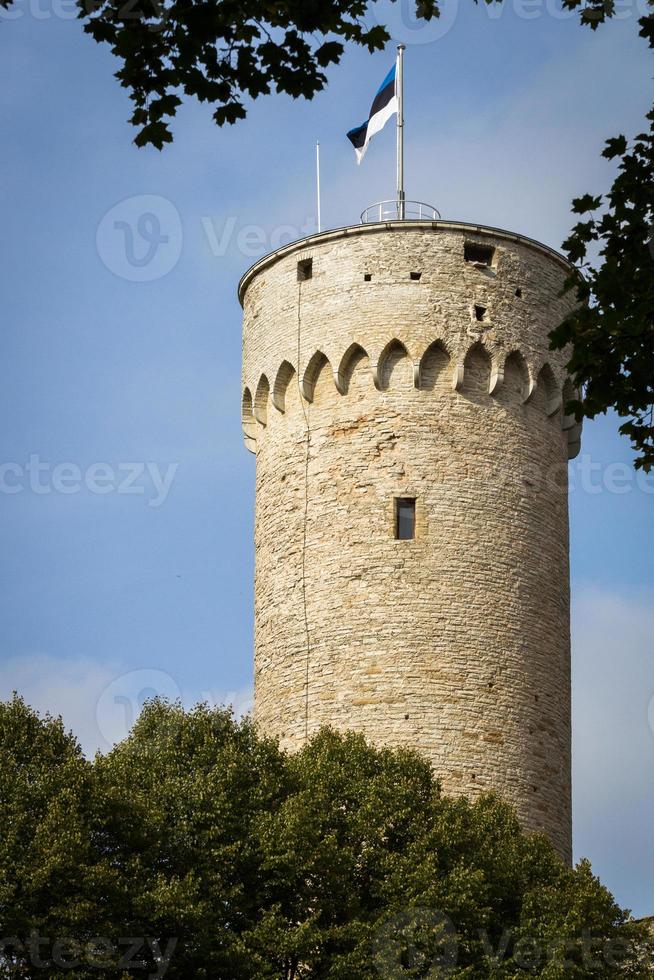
[474,305,487,322]
[395,497,416,540]
[364,273,372,282]
[297,258,313,282]
[464,242,495,268]
[410,271,422,281]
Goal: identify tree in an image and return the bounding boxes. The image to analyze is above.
[0,697,651,978]
[0,695,118,980]
[92,699,290,979]
[545,0,654,474]
[57,0,435,151]
[551,111,654,472]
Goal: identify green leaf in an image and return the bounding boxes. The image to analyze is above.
[602,134,628,158]
[571,193,602,213]
[133,120,173,148]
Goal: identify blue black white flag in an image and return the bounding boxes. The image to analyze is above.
[347,64,398,165]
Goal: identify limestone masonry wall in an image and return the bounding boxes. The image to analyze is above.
[240,221,581,861]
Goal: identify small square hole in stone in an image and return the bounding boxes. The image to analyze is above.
[474,305,487,322]
[410,271,422,281]
[465,242,495,267]
[297,258,313,281]
[364,273,372,282]
[515,287,523,298]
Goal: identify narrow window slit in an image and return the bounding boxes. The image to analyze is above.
[395,497,416,540]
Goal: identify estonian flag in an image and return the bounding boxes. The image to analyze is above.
[347,64,398,165]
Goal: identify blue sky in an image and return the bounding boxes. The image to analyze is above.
[1,0,653,916]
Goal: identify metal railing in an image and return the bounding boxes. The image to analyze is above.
[360,200,441,223]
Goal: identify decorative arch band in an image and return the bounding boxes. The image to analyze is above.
[242,337,581,458]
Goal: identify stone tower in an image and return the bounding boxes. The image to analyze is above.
[239,217,581,861]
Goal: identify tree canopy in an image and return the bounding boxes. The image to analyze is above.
[552,102,654,472]
[551,0,654,472]
[0,0,647,153]
[1,695,651,978]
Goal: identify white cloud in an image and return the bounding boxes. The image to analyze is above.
[0,653,253,757]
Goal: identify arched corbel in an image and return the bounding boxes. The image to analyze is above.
[523,369,536,404]
[334,366,347,395]
[546,392,562,417]
[489,362,504,396]
[452,362,465,391]
[567,422,582,459]
[300,351,330,403]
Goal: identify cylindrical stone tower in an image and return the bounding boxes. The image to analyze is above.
[239,218,581,860]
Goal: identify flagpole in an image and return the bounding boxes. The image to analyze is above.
[316,141,322,233]
[396,44,406,220]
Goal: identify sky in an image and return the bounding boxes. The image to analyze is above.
[1,0,653,917]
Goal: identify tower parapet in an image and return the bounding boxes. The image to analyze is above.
[239,219,581,860]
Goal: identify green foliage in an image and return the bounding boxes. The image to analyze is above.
[71,0,438,150]
[551,109,654,471]
[1,698,651,978]
[92,700,289,978]
[543,0,654,470]
[0,695,118,979]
